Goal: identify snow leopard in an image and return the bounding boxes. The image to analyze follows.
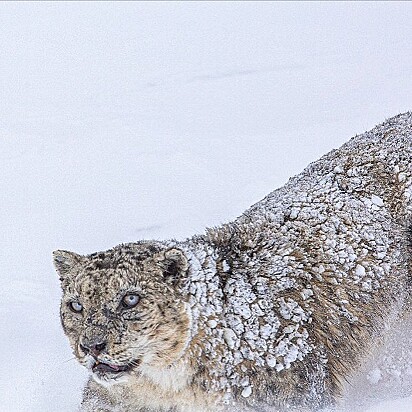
[54,112,412,411]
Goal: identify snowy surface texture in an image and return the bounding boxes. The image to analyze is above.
[0,2,412,411]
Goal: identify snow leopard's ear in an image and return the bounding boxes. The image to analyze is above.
[156,248,188,286]
[53,250,83,282]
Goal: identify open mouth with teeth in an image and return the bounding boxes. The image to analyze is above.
[92,359,138,375]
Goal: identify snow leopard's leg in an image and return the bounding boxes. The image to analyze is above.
[81,379,116,412]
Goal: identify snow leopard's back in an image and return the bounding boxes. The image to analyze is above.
[202,112,412,409]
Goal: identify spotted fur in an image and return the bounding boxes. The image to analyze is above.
[55,112,412,411]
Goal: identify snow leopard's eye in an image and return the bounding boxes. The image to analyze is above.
[121,294,140,309]
[68,301,83,313]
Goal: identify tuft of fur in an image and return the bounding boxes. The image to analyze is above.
[55,112,412,411]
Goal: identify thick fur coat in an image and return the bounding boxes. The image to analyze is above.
[54,112,412,411]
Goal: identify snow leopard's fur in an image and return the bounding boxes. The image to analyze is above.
[54,112,412,411]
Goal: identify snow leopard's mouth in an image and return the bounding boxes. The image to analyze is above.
[91,359,139,375]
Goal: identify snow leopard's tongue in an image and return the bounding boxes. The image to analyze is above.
[93,360,125,373]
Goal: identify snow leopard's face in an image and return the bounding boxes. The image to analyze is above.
[53,242,191,386]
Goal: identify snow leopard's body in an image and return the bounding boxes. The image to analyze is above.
[54,113,412,411]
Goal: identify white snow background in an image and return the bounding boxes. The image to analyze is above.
[1,2,412,411]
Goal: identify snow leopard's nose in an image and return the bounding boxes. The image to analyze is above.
[79,339,107,357]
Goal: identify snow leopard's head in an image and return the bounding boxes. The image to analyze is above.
[53,242,191,386]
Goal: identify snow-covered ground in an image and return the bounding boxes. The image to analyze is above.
[1,2,412,411]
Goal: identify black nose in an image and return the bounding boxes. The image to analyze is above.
[79,340,107,357]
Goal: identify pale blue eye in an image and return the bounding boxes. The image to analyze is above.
[122,294,139,308]
[69,301,83,313]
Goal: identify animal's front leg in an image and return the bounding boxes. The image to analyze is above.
[80,378,116,412]
[80,378,175,412]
